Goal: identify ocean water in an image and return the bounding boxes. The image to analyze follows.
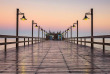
[0,38,110,51]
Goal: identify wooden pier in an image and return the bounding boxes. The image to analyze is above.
[0,38,110,74]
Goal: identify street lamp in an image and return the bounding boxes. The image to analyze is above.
[16,8,27,49]
[32,20,37,45]
[44,30,46,38]
[41,28,43,42]
[83,8,93,49]
[67,29,69,42]
[73,24,76,27]
[35,24,38,27]
[34,24,41,43]
[73,20,78,45]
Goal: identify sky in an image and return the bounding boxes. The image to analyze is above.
[0,0,110,37]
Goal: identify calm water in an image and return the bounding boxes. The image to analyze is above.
[0,38,110,50]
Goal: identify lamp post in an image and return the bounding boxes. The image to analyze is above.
[38,26,40,43]
[83,8,93,49]
[41,28,43,42]
[73,20,78,45]
[65,31,66,39]
[16,8,27,49]
[34,24,40,43]
[32,20,37,45]
[70,26,72,42]
[67,29,69,42]
[44,30,45,39]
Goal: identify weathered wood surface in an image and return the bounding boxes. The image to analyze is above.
[0,41,110,74]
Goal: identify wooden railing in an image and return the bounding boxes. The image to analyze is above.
[67,35,110,55]
[0,35,42,53]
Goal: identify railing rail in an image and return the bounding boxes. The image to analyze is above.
[0,35,43,54]
[66,35,110,55]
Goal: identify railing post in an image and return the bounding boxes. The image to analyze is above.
[35,38,36,43]
[84,38,86,46]
[103,38,105,55]
[5,38,7,54]
[81,38,82,45]
[74,38,75,44]
[24,38,25,47]
[28,38,29,46]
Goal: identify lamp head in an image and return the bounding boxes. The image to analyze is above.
[21,15,27,21]
[35,24,38,27]
[83,15,89,20]
[67,29,69,31]
[73,24,76,27]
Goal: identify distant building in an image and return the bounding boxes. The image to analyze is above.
[46,32,64,40]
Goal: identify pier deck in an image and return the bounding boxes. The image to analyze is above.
[0,41,110,74]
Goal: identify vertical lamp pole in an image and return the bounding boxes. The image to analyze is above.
[84,8,93,49]
[32,20,34,45]
[91,9,93,49]
[65,31,66,38]
[16,9,19,49]
[71,26,72,42]
[32,20,37,45]
[77,20,78,45]
[42,29,43,42]
[16,8,27,49]
[67,29,69,42]
[44,30,45,39]
[38,26,40,43]
[73,20,78,45]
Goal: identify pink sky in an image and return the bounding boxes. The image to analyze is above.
[0,0,110,36]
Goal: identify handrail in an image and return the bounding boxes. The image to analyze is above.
[71,35,110,38]
[66,35,110,55]
[0,35,38,38]
[0,34,43,54]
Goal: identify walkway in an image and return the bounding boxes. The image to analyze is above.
[0,41,110,74]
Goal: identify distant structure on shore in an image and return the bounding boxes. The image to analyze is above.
[46,32,64,40]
